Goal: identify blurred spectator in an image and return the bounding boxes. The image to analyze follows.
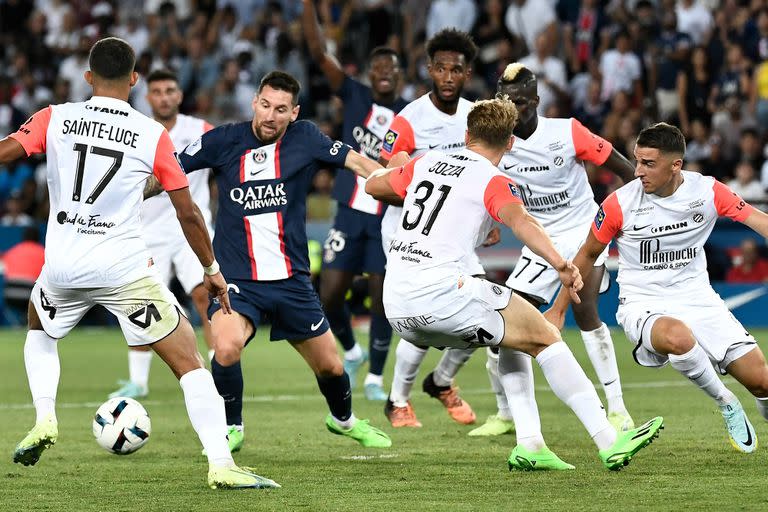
[212,59,256,123]
[727,161,766,205]
[573,79,608,134]
[751,53,768,132]
[677,46,712,137]
[676,0,713,45]
[251,32,308,102]
[1,195,35,227]
[708,44,751,120]
[684,119,712,163]
[699,133,733,181]
[602,90,641,144]
[0,162,34,204]
[599,31,642,102]
[473,0,518,88]
[504,0,557,55]
[651,11,691,121]
[520,32,568,115]
[426,0,477,40]
[561,0,606,74]
[0,79,27,139]
[726,239,768,283]
[737,128,764,171]
[113,12,150,57]
[58,35,93,102]
[178,36,220,113]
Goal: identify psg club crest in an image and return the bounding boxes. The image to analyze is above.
[253,149,268,164]
[376,114,388,125]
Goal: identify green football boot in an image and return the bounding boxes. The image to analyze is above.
[507,445,575,471]
[207,464,280,489]
[325,415,392,448]
[468,415,515,437]
[13,415,58,466]
[599,416,663,471]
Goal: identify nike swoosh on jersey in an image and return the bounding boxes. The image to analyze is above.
[429,143,440,149]
[632,224,651,230]
[503,163,518,170]
[311,319,324,331]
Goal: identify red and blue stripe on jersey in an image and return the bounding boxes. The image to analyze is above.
[180,120,350,281]
[330,76,407,215]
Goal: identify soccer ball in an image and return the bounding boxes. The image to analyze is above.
[92,397,151,455]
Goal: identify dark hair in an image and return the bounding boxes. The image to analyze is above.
[146,68,178,85]
[369,46,400,64]
[426,28,478,64]
[259,71,300,105]
[636,122,686,156]
[88,37,136,80]
[497,63,536,89]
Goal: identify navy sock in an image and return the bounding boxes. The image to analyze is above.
[326,304,357,351]
[369,312,392,376]
[211,357,243,426]
[316,372,353,421]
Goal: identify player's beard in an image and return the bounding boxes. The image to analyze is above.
[432,83,461,108]
[253,121,286,144]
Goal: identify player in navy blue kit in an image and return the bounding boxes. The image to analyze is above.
[178,71,392,451]
[302,0,407,401]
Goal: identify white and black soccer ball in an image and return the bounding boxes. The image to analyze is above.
[92,397,151,455]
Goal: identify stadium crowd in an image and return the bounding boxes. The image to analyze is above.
[2,0,768,278]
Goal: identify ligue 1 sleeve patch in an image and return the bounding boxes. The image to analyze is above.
[594,205,606,229]
[508,182,521,198]
[184,137,202,156]
[382,129,398,153]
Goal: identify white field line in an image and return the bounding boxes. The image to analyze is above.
[0,378,724,411]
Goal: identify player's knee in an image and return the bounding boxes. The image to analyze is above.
[747,371,768,398]
[658,321,695,355]
[315,357,344,378]
[212,339,243,366]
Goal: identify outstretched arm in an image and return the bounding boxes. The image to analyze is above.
[0,137,27,165]
[365,152,415,206]
[602,148,636,185]
[301,0,346,92]
[741,208,768,238]
[497,202,582,301]
[344,149,382,179]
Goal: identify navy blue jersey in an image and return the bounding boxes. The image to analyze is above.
[330,76,407,215]
[180,120,350,281]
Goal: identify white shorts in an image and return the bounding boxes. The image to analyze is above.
[388,276,511,349]
[616,296,757,374]
[146,236,204,295]
[32,272,184,346]
[506,235,609,304]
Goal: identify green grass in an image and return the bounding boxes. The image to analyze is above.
[1,327,767,511]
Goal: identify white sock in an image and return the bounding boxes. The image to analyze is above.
[332,413,357,430]
[389,339,428,407]
[24,330,59,423]
[128,350,153,390]
[207,349,215,362]
[179,368,234,468]
[486,348,512,420]
[498,348,544,450]
[433,347,475,387]
[756,396,768,421]
[345,343,363,361]
[536,342,616,450]
[581,323,627,413]
[364,373,383,387]
[668,343,736,407]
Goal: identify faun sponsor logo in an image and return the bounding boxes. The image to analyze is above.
[518,165,550,172]
[230,183,287,209]
[639,239,697,269]
[650,221,688,233]
[84,104,129,116]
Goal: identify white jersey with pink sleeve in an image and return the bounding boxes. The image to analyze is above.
[592,171,754,303]
[382,148,523,318]
[9,96,189,288]
[499,116,612,238]
[141,114,214,242]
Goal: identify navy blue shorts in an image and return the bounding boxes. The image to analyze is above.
[322,205,386,275]
[208,273,330,343]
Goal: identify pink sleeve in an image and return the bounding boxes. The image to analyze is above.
[202,121,214,133]
[153,130,189,191]
[571,118,611,165]
[591,193,623,244]
[713,179,754,222]
[380,116,415,160]
[8,106,52,156]
[483,175,524,221]
[388,156,421,198]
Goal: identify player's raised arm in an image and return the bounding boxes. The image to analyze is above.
[154,130,231,313]
[365,153,419,206]
[572,118,635,185]
[301,0,345,92]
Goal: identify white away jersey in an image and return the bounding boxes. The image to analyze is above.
[500,116,612,238]
[592,171,753,302]
[9,97,189,288]
[383,148,523,317]
[378,94,481,270]
[141,114,213,245]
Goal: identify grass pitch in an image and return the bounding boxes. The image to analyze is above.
[1,327,767,512]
